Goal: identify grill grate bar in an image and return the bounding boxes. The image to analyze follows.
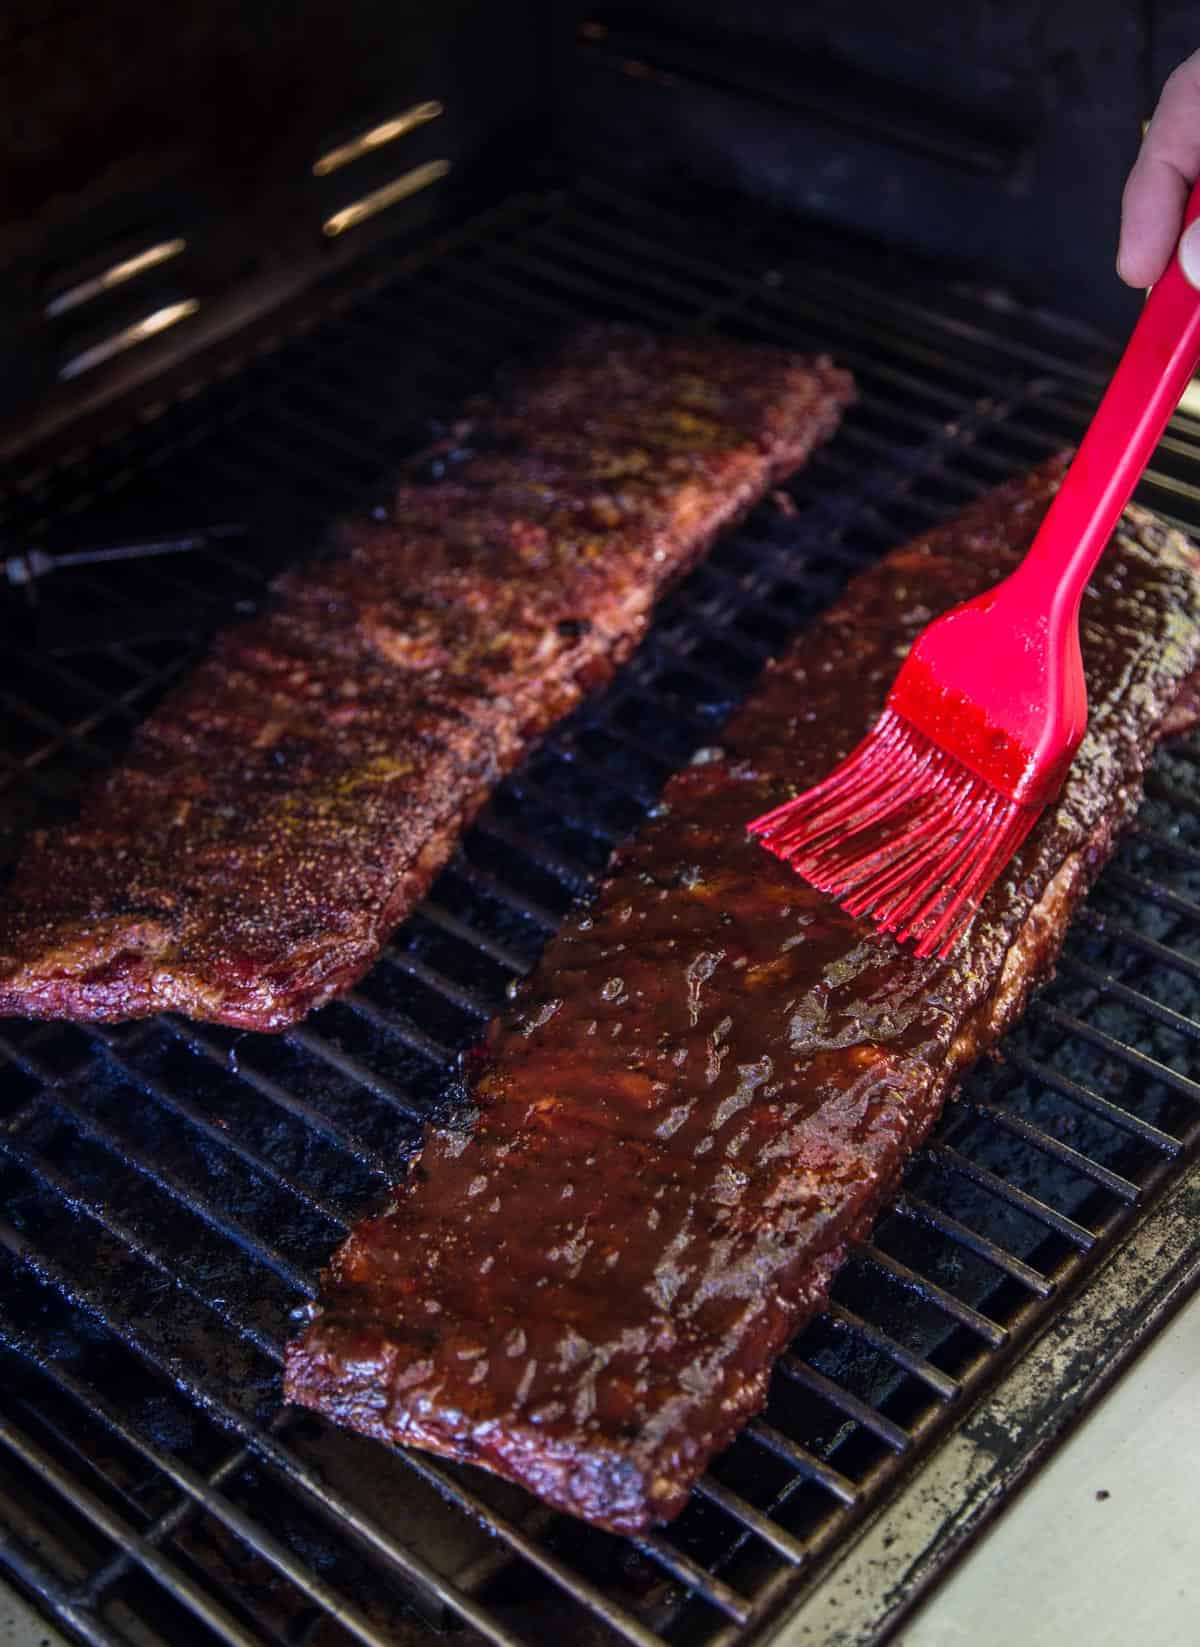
[0,1416,264,1647]
[18,650,171,736]
[825,1306,960,1402]
[662,552,777,613]
[638,607,768,684]
[779,1357,911,1452]
[165,1020,394,1184]
[895,1194,1056,1299]
[692,1475,809,1565]
[1144,770,1200,814]
[999,1043,1185,1154]
[745,1422,858,1507]
[0,1134,293,1362]
[0,750,80,803]
[736,299,1029,403]
[630,1534,753,1625]
[539,727,665,803]
[1057,953,1200,1047]
[553,193,768,294]
[1035,1002,1200,1106]
[857,1245,1008,1347]
[0,1538,129,1647]
[470,816,595,893]
[579,712,691,783]
[0,1225,584,1647]
[496,780,635,859]
[1128,821,1200,869]
[0,1026,94,1097]
[531,737,662,811]
[483,244,711,335]
[1105,864,1200,926]
[211,427,362,505]
[417,901,530,973]
[722,523,872,580]
[386,1449,670,1647]
[570,183,1066,394]
[321,306,494,398]
[381,947,498,1018]
[8,1395,153,1540]
[686,611,790,677]
[927,1144,1096,1248]
[578,179,1107,387]
[851,389,975,445]
[80,1434,258,1609]
[283,1025,431,1119]
[2,640,190,751]
[0,688,113,778]
[11,1126,694,1644]
[0,1325,516,1647]
[1129,462,1200,510]
[1077,908,1200,988]
[88,1027,350,1229]
[832,423,974,484]
[445,856,562,932]
[255,396,396,477]
[340,989,458,1066]
[525,222,760,332]
[965,1098,1142,1202]
[436,254,629,338]
[835,470,982,535]
[32,1082,317,1301]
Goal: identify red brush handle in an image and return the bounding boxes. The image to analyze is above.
[1016,176,1200,626]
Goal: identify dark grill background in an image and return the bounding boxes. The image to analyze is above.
[2,180,1200,1647]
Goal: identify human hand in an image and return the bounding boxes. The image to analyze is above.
[1118,48,1200,290]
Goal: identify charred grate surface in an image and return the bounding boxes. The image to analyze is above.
[1,179,1199,1647]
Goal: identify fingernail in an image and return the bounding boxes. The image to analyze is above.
[1180,221,1200,289]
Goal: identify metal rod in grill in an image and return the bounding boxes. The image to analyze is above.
[3,525,247,589]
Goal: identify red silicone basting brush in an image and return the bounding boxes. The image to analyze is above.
[750,178,1200,959]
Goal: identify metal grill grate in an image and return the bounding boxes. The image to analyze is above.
[2,179,1200,1647]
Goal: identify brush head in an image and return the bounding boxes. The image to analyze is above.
[748,708,1042,958]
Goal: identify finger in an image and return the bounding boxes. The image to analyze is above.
[1119,154,1190,285]
[1118,52,1200,287]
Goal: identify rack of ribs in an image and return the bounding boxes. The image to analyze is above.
[286,459,1200,1531]
[0,328,852,1029]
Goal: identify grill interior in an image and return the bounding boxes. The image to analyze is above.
[2,178,1200,1647]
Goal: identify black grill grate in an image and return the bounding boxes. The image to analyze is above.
[2,179,1200,1647]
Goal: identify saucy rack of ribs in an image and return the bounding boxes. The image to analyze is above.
[286,459,1200,1533]
[0,328,852,1030]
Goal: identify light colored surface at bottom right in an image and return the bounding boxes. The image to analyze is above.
[894,1286,1200,1647]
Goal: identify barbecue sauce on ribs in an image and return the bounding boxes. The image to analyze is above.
[286,460,1200,1531]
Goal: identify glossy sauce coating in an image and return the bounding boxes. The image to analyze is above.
[286,460,1200,1530]
[0,329,850,1029]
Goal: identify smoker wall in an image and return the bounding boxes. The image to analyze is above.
[560,1,1198,339]
[2,0,1197,447]
[0,0,549,436]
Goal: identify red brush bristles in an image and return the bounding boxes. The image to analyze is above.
[748,709,1041,958]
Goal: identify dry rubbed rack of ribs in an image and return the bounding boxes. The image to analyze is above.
[0,327,852,1029]
[286,458,1200,1533]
